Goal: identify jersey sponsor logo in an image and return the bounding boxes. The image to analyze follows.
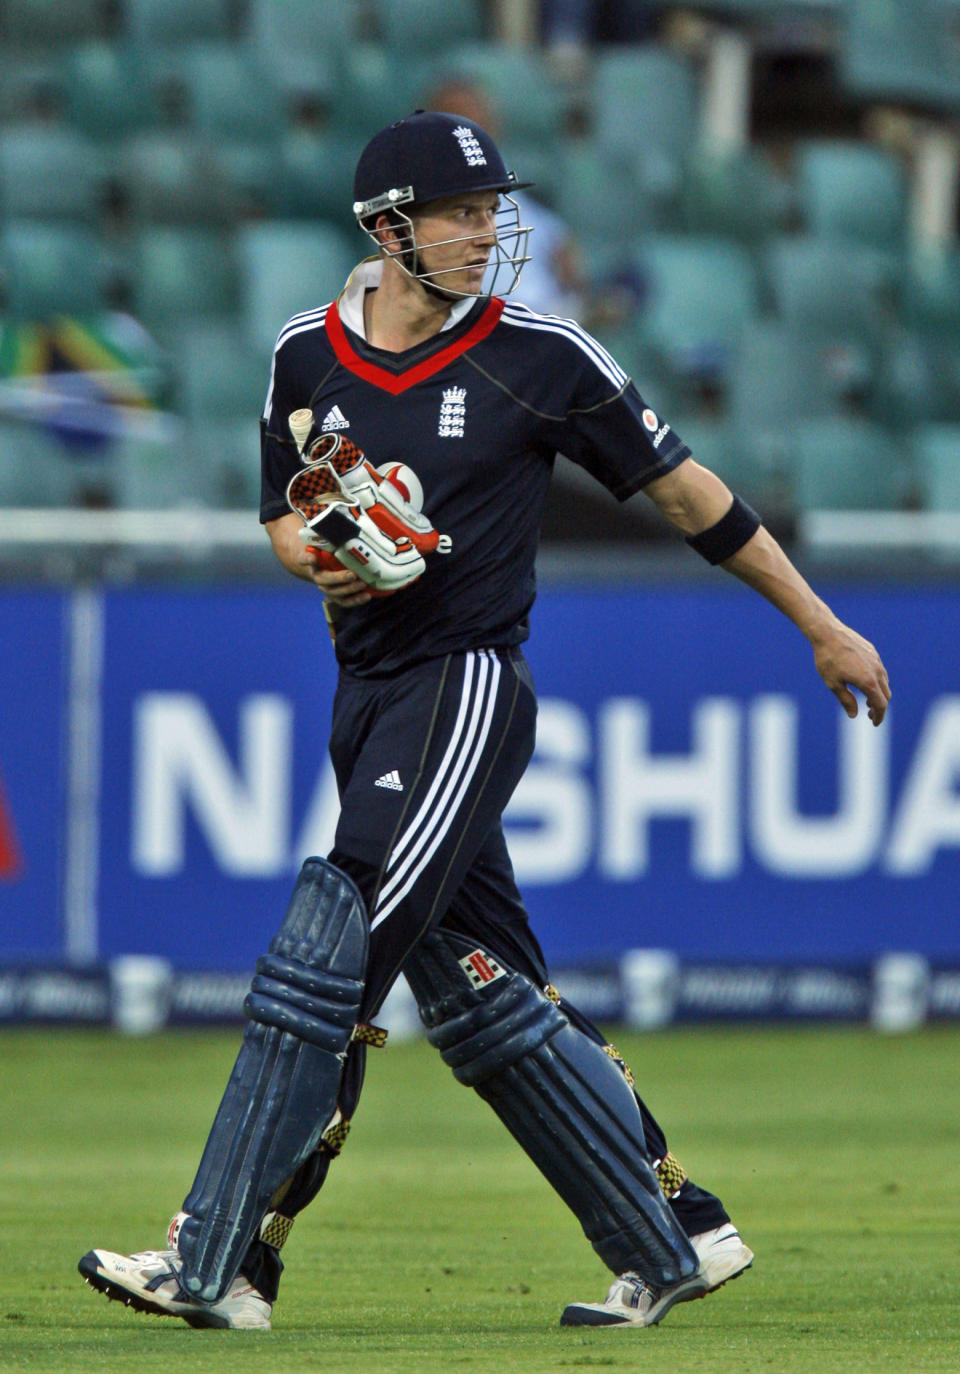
[642,408,659,432]
[374,769,404,791]
[321,405,350,432]
[452,125,487,167]
[652,423,670,448]
[438,386,466,438]
[459,949,507,989]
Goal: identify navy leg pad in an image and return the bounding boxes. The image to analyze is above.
[405,932,697,1285]
[177,857,367,1304]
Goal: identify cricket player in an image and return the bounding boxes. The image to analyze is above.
[80,110,890,1332]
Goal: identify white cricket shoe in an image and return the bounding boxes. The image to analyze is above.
[560,1267,710,1327]
[690,1223,754,1291]
[78,1247,272,1330]
[560,1224,753,1328]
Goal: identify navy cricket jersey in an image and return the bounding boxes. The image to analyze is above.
[260,259,690,677]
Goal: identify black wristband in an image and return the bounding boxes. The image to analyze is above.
[685,494,762,565]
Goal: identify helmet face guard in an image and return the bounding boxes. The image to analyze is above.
[354,186,532,299]
[352,111,534,299]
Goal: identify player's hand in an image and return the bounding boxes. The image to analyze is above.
[299,550,372,606]
[811,617,891,725]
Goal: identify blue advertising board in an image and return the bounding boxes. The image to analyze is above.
[1,581,959,971]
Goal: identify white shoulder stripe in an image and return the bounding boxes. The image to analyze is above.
[262,305,330,418]
[500,303,627,389]
[274,304,330,351]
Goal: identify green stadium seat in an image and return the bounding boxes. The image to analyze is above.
[111,434,198,509]
[435,42,567,143]
[793,417,911,511]
[1,0,109,46]
[368,0,484,53]
[125,0,235,46]
[902,246,960,337]
[0,221,104,317]
[0,124,106,220]
[669,412,795,515]
[764,234,899,345]
[679,146,793,245]
[793,139,908,250]
[178,42,284,143]
[132,227,240,328]
[329,43,433,135]
[118,132,239,225]
[175,322,266,423]
[840,0,960,112]
[591,46,698,206]
[280,129,367,231]
[0,419,66,506]
[60,42,154,141]
[236,221,358,355]
[913,424,960,511]
[874,329,960,428]
[553,139,652,254]
[244,0,359,92]
[634,234,760,380]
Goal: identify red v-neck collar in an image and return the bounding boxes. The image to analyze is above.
[325,297,504,395]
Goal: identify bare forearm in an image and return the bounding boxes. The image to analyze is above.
[722,526,836,644]
[644,458,891,723]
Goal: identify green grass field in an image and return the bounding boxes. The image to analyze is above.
[2,1024,957,1374]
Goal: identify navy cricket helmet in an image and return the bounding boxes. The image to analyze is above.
[353,109,530,218]
[352,110,532,299]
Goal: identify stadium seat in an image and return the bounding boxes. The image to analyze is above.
[839,0,960,112]
[329,43,433,135]
[124,0,236,46]
[236,221,358,355]
[679,146,793,245]
[764,234,899,345]
[177,42,285,143]
[60,42,154,142]
[793,139,908,250]
[669,411,796,518]
[553,139,651,255]
[280,128,367,230]
[437,42,567,143]
[1,0,108,46]
[111,434,199,509]
[0,221,105,317]
[0,419,67,506]
[243,0,359,94]
[902,246,960,337]
[0,123,106,220]
[913,424,960,511]
[175,322,266,423]
[591,46,698,208]
[792,417,911,511]
[118,131,239,225]
[634,234,760,381]
[873,329,960,428]
[132,227,240,329]
[368,0,484,53]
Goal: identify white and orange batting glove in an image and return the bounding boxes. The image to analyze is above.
[285,410,451,596]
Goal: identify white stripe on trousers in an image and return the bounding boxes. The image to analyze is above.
[370,649,502,931]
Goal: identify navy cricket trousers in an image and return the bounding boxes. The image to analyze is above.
[327,645,542,1018]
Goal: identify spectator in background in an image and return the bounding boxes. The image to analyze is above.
[423,75,588,319]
